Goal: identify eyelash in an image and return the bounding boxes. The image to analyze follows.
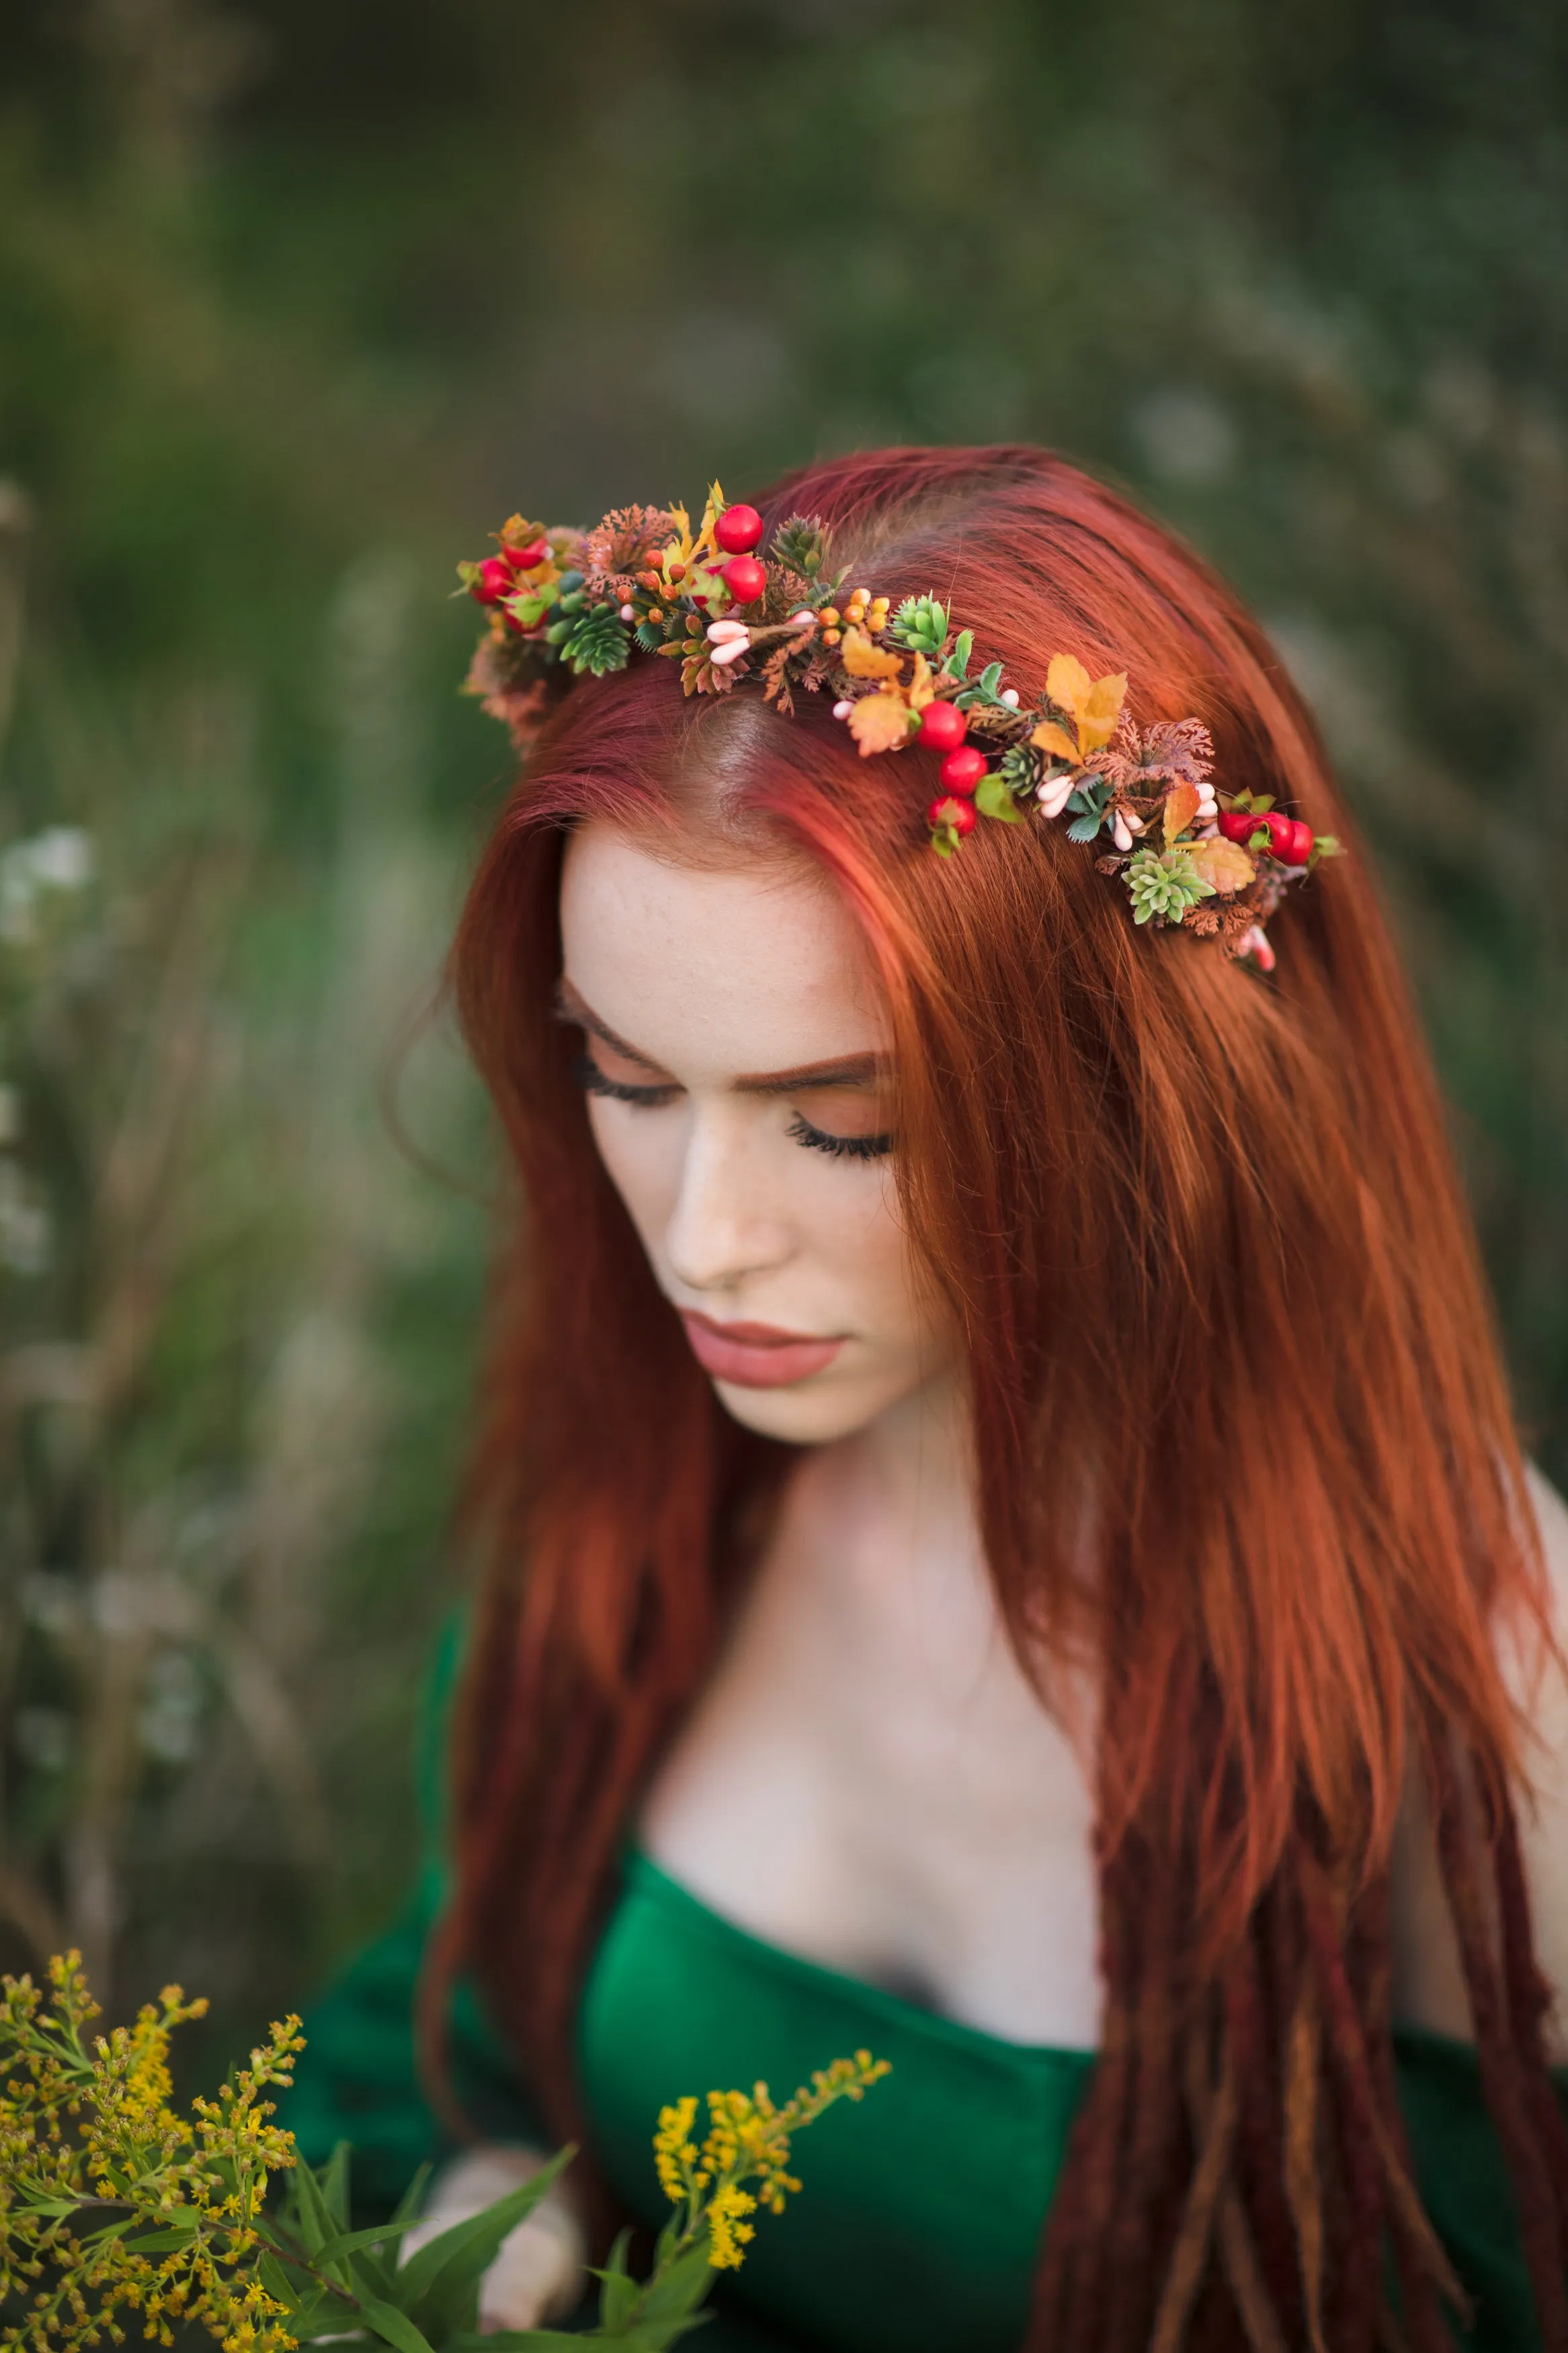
[573,1053,893,1161]
[786,1113,893,1162]
[573,1053,678,1109]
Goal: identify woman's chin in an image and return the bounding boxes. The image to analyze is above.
[706,1367,893,1446]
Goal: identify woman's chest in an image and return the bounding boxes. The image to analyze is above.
[640,1508,1102,2047]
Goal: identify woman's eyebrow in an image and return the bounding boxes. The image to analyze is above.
[553,980,671,1073]
[556,982,887,1094]
[733,1053,889,1095]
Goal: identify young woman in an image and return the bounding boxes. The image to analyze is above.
[286,446,1568,2353]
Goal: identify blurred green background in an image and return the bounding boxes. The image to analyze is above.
[2,0,1565,2071]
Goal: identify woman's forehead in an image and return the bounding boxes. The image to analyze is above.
[559,823,887,1080]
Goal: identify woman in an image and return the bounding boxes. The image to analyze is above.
[286,446,1568,2352]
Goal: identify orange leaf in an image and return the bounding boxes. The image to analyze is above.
[1163,784,1202,843]
[848,691,915,756]
[841,627,904,681]
[1079,670,1128,752]
[906,651,936,712]
[1188,838,1256,895]
[1031,719,1081,764]
[1046,653,1094,721]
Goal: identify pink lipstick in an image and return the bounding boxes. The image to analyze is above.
[679,1310,845,1389]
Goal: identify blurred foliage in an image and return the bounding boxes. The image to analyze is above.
[1,0,1565,2072]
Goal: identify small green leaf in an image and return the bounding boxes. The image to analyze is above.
[390,2162,435,2232]
[320,2143,352,2232]
[977,661,1003,696]
[948,628,974,678]
[629,2238,720,2328]
[975,772,1024,823]
[289,2155,342,2264]
[401,2149,575,2343]
[1066,811,1104,842]
[358,2294,439,2353]
[593,2230,638,2330]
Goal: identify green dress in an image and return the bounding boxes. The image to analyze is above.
[282,1632,1564,2353]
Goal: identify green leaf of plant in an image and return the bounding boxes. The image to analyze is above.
[320,2143,352,2233]
[975,772,1024,823]
[593,2229,638,2330]
[289,2155,343,2265]
[630,2239,719,2328]
[358,2293,439,2353]
[401,2149,575,2344]
[390,2162,435,2232]
[312,2217,426,2270]
[946,628,974,680]
[257,2251,319,2311]
[978,661,1003,696]
[446,2334,592,2351]
[1066,811,1105,842]
[282,2292,357,2341]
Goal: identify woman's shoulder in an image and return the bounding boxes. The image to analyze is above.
[1510,1466,1568,2018]
[1391,1464,1568,2044]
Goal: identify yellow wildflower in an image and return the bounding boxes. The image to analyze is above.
[653,2093,706,2204]
[706,2183,759,2270]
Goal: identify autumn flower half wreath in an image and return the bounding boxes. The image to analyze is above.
[460,485,1339,970]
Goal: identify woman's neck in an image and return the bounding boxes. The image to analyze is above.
[801,1363,977,1555]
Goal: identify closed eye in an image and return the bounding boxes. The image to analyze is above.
[573,1050,681,1109]
[786,1112,893,1160]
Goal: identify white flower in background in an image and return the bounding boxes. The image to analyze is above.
[0,1160,50,1273]
[0,826,96,945]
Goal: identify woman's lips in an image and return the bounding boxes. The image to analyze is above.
[679,1310,845,1389]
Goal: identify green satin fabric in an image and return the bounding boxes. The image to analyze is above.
[579,1851,1563,2353]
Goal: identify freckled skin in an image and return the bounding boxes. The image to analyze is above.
[559,826,944,1449]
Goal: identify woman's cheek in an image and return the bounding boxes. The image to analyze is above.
[585,1101,679,1243]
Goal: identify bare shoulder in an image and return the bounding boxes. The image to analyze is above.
[1390,1462,1568,2042]
[1510,1465,1568,2012]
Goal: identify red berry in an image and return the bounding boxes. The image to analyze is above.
[722,555,768,603]
[918,701,968,752]
[504,537,550,571]
[1282,819,1315,866]
[1217,809,1257,845]
[940,744,987,795]
[714,503,765,555]
[928,794,977,836]
[1263,812,1298,861]
[470,557,513,604]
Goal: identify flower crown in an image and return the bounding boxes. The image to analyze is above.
[458,485,1339,968]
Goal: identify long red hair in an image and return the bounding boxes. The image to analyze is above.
[437,446,1568,2350]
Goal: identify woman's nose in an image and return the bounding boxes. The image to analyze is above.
[663,1107,792,1296]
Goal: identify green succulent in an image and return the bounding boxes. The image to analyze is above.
[886,594,948,657]
[561,601,631,676]
[1124,845,1216,926]
[771,514,832,578]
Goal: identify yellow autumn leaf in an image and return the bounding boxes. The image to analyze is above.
[848,691,916,756]
[1079,670,1128,753]
[1031,719,1081,764]
[840,627,904,682]
[1046,653,1094,719]
[907,651,936,712]
[1163,783,1202,843]
[1188,838,1256,895]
